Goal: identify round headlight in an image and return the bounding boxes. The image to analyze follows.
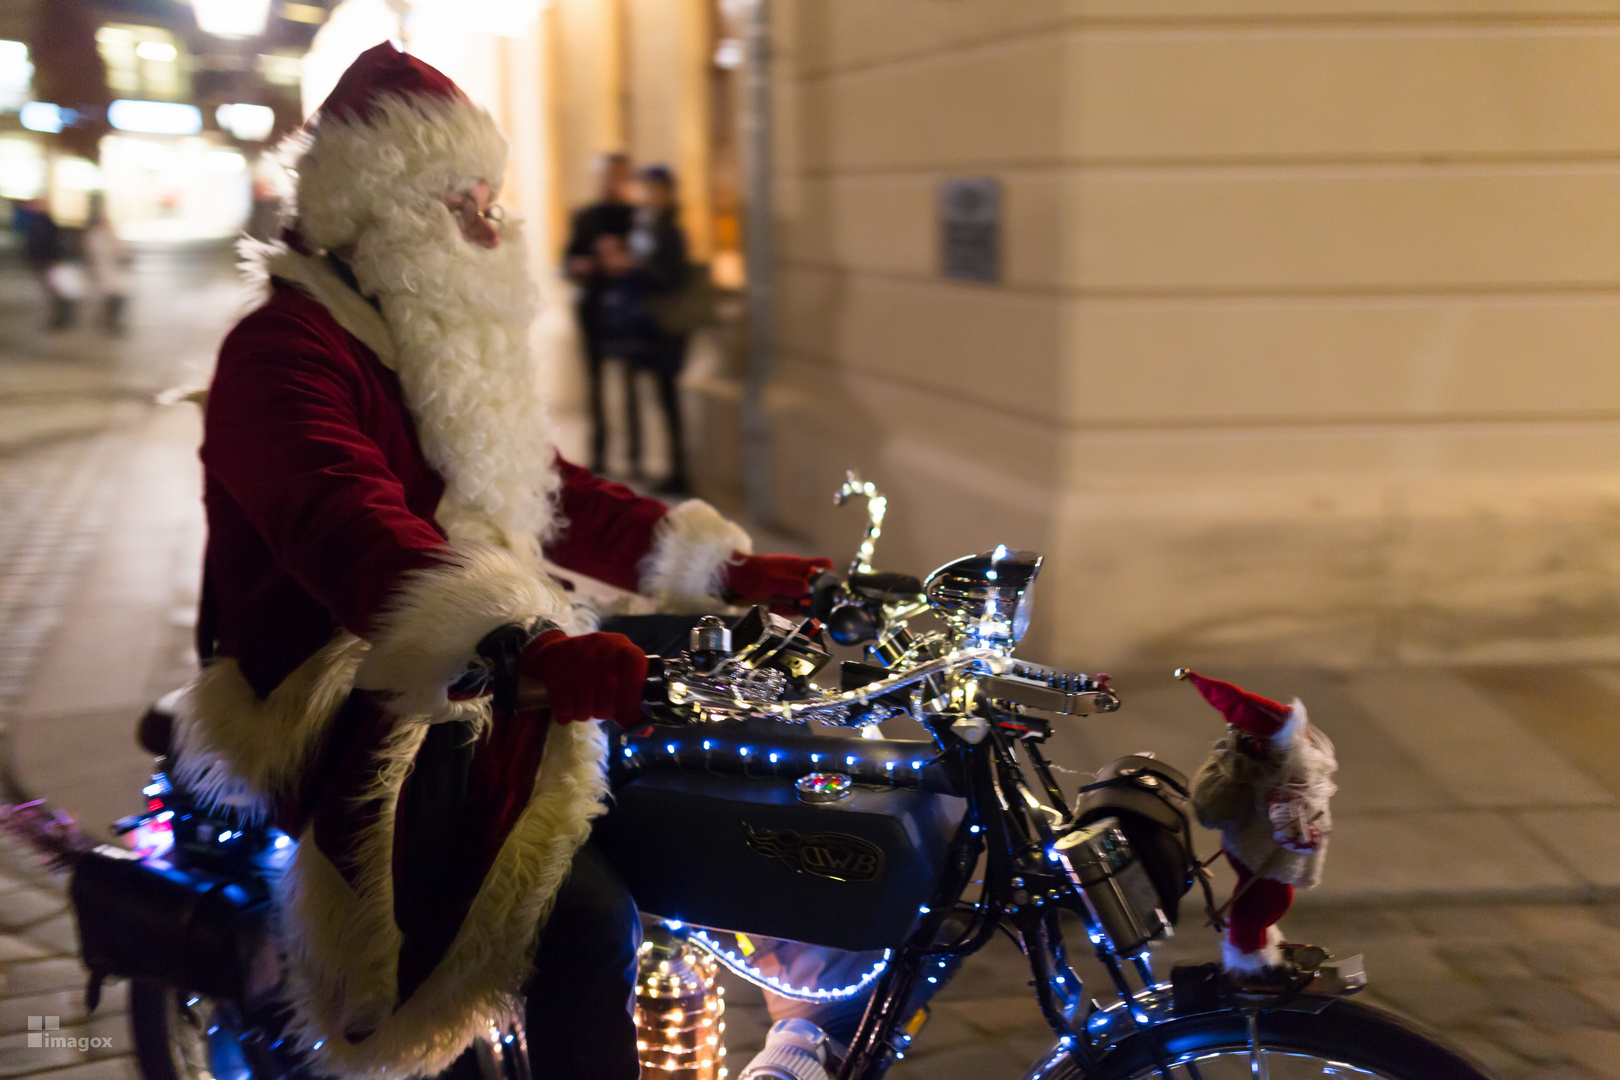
[923,546,1043,646]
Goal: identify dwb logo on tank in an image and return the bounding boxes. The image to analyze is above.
[744,825,884,883]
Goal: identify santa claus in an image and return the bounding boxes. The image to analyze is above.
[1178,670,1338,977]
[171,43,827,1080]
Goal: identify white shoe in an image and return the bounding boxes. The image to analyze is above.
[738,1018,832,1080]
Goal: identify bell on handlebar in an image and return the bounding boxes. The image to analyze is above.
[690,616,732,656]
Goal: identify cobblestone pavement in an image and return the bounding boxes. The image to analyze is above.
[1,246,1619,1079]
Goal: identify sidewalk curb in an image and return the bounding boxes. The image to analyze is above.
[1295,882,1620,910]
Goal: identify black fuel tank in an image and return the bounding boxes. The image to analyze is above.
[593,770,966,952]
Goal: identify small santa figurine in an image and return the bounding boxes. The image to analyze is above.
[1177,669,1338,975]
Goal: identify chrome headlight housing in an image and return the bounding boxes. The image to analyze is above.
[923,546,1043,648]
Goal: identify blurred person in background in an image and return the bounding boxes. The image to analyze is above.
[562,151,634,475]
[178,43,829,1080]
[595,164,697,496]
[82,193,128,335]
[13,197,69,330]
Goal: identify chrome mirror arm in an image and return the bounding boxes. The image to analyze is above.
[833,470,887,577]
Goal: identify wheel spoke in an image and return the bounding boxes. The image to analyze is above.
[1246,1013,1268,1080]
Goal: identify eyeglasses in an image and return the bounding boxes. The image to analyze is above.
[446,197,505,229]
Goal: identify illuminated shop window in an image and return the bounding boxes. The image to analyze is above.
[0,137,46,200]
[0,40,32,112]
[96,25,185,101]
[258,52,303,87]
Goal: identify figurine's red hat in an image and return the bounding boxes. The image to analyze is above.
[315,42,465,124]
[1175,669,1290,739]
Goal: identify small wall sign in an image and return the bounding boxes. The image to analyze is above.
[939,176,1001,284]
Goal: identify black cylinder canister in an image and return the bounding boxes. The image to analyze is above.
[1053,817,1171,957]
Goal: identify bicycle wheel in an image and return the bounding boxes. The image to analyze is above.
[128,980,256,1080]
[1070,999,1494,1079]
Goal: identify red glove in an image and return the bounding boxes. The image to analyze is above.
[723,554,835,605]
[517,630,648,728]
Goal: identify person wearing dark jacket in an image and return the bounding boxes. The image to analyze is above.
[562,153,634,474]
[596,165,694,495]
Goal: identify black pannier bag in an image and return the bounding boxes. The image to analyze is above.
[71,845,268,1001]
[1074,755,1197,924]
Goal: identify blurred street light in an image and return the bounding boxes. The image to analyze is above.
[134,41,177,62]
[108,99,203,135]
[192,0,274,39]
[216,102,275,141]
[19,102,72,133]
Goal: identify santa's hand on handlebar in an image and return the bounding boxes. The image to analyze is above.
[517,630,648,728]
[723,553,835,612]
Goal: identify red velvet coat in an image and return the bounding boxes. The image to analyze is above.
[200,282,669,700]
[176,264,751,1077]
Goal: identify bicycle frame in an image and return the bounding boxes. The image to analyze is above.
[831,713,1147,1080]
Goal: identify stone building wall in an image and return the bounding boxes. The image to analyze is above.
[765,1,1620,670]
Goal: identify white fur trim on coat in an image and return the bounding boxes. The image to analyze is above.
[171,540,605,1079]
[278,717,608,1080]
[638,499,753,612]
[354,542,578,719]
[171,635,369,822]
[239,238,395,365]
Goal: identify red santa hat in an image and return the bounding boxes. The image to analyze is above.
[290,42,508,252]
[1174,668,1292,746]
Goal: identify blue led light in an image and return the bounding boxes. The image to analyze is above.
[666,743,676,753]
[703,740,712,750]
[740,746,751,756]
[918,905,930,914]
[664,919,684,931]
[313,1041,325,1051]
[810,753,822,763]
[970,825,982,834]
[217,830,234,843]
[884,761,896,771]
[926,976,937,984]
[845,755,857,766]
[623,747,634,758]
[911,760,924,769]
[1047,846,1060,861]
[1059,1034,1077,1049]
[769,752,779,763]
[688,929,890,1002]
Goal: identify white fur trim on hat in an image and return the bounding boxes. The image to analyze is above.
[354,541,579,719]
[638,499,753,612]
[292,92,507,253]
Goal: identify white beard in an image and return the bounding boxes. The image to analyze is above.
[346,202,559,556]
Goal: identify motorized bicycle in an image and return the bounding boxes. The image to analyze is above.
[61,476,1493,1080]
